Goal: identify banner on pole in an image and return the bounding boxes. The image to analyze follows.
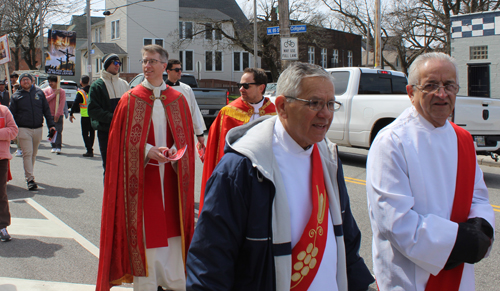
[45,30,77,76]
[0,35,11,65]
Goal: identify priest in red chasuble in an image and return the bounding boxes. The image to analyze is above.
[96,44,195,291]
[199,68,276,212]
[187,62,374,290]
[367,52,494,291]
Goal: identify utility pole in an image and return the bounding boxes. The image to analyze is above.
[278,0,290,71]
[86,0,92,80]
[374,0,382,69]
[253,0,258,68]
[39,0,44,71]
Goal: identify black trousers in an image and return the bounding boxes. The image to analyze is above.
[97,130,109,174]
[0,159,10,229]
[81,117,95,153]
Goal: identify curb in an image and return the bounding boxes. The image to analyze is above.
[477,155,500,168]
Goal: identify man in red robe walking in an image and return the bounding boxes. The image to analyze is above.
[96,44,195,291]
[200,68,276,211]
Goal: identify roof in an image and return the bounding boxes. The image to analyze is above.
[67,15,105,38]
[93,43,127,55]
[180,0,248,27]
[179,7,233,22]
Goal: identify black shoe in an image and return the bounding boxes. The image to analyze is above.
[27,180,38,191]
[82,152,94,157]
[0,228,11,242]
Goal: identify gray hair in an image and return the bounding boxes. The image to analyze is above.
[408,52,459,86]
[276,62,334,98]
[141,44,169,63]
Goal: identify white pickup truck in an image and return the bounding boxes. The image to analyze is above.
[325,67,500,158]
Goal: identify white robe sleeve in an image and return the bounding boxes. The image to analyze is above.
[181,84,206,136]
[366,131,458,275]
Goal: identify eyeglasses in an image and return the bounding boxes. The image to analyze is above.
[139,59,164,65]
[113,61,122,66]
[169,68,182,72]
[237,82,259,89]
[285,96,341,112]
[413,83,460,94]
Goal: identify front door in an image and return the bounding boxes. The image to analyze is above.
[468,64,490,97]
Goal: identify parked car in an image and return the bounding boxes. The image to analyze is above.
[39,79,79,107]
[129,73,228,128]
[264,82,277,103]
[324,67,500,157]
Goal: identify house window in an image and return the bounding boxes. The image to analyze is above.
[332,49,339,66]
[347,50,353,67]
[321,48,328,68]
[94,27,102,42]
[233,52,249,71]
[308,46,315,64]
[214,25,222,40]
[206,51,223,71]
[95,58,99,73]
[205,24,213,40]
[179,50,194,71]
[470,46,488,60]
[111,20,120,39]
[179,21,193,39]
[143,38,164,47]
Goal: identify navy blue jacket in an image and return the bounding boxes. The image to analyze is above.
[9,85,55,129]
[187,150,374,291]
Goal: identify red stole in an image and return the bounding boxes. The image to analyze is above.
[290,144,329,290]
[143,120,181,248]
[199,97,276,213]
[425,122,476,291]
[96,84,195,291]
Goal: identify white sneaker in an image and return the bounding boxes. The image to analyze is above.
[51,148,57,153]
[15,149,22,157]
[56,148,61,154]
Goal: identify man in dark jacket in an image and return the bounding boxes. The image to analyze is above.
[87,53,129,174]
[70,75,95,157]
[0,80,9,106]
[187,63,374,291]
[9,73,55,190]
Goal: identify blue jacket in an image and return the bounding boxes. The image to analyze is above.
[10,85,55,129]
[187,117,374,291]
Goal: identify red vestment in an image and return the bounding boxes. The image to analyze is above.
[199,97,276,212]
[96,84,195,291]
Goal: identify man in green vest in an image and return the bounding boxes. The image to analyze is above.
[69,75,95,157]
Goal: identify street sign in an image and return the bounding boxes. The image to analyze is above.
[90,49,94,55]
[290,25,307,34]
[267,26,280,35]
[281,37,299,60]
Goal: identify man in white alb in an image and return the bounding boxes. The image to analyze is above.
[366,52,495,291]
[187,62,374,290]
[166,59,206,146]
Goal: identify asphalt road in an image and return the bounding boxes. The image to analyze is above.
[0,117,499,290]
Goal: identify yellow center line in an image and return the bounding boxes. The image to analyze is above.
[345,177,500,212]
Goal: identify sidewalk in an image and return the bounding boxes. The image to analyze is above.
[477,154,500,168]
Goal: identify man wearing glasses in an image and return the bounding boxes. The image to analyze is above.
[199,67,276,212]
[187,62,374,290]
[166,59,206,147]
[367,52,494,291]
[96,45,195,291]
[88,53,129,174]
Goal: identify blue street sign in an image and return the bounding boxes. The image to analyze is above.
[267,26,280,35]
[290,25,307,33]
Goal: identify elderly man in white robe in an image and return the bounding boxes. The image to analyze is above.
[366,52,494,291]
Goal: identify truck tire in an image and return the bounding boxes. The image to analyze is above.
[370,118,395,146]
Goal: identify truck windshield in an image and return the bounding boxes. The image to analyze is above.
[358,73,408,94]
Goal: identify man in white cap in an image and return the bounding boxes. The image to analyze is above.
[88,53,129,174]
[9,73,56,190]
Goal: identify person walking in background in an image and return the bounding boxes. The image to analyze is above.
[9,73,55,190]
[166,59,206,147]
[199,67,276,211]
[366,52,494,291]
[0,104,18,241]
[69,75,95,157]
[88,53,129,174]
[96,44,195,291]
[43,76,66,154]
[9,73,18,94]
[0,80,10,106]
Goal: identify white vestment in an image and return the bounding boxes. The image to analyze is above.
[249,97,265,122]
[366,106,495,291]
[135,80,185,291]
[171,82,206,136]
[273,118,338,290]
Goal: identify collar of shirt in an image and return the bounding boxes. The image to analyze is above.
[274,117,314,156]
[142,79,166,98]
[166,79,180,87]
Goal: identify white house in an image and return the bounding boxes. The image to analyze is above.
[80,0,255,83]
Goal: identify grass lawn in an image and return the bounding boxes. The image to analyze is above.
[228,95,239,102]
